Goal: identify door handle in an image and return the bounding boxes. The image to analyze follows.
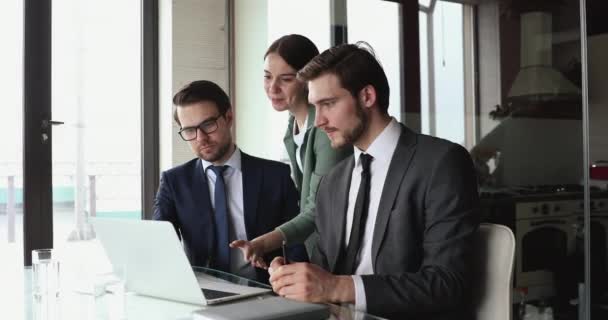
[41,119,64,143]
[41,119,64,129]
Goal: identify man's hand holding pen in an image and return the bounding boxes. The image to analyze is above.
[267,256,355,304]
[281,240,290,265]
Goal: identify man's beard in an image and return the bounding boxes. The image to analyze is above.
[200,141,231,163]
[342,100,369,146]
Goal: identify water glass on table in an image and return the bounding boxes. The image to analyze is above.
[32,248,60,299]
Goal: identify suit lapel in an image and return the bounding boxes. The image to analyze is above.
[371,125,417,270]
[329,157,355,273]
[240,152,259,240]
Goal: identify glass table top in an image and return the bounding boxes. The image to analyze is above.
[192,266,271,289]
[4,264,387,320]
[192,266,388,320]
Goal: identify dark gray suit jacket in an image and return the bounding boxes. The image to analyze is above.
[312,124,479,320]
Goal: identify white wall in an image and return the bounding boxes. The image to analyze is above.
[159,0,173,172]
[267,0,331,52]
[160,0,229,170]
[476,1,502,139]
[553,33,608,163]
[587,34,608,162]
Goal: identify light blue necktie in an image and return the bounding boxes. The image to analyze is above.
[208,165,230,272]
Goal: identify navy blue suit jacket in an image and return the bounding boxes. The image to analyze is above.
[153,151,307,282]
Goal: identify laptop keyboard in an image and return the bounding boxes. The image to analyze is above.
[201,288,239,300]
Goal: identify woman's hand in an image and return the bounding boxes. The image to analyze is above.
[230,230,286,269]
[230,239,268,269]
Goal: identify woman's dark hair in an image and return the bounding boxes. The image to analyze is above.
[264,34,320,71]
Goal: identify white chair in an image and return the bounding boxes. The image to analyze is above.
[472,223,516,320]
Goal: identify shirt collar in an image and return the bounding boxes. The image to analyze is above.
[353,118,401,167]
[292,114,309,136]
[201,146,242,172]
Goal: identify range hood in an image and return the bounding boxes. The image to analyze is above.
[507,11,580,102]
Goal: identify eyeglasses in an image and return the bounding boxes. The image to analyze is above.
[178,114,224,141]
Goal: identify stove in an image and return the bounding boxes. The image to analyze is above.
[480,185,608,301]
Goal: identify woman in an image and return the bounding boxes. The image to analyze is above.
[231,34,351,268]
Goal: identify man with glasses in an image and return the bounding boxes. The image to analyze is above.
[154,80,306,282]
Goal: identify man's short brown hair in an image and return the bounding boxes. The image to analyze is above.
[172,80,231,126]
[297,42,390,114]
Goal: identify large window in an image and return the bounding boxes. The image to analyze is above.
[51,0,142,246]
[1,0,153,268]
[419,0,471,146]
[0,0,24,268]
[348,0,403,120]
[1,3,25,316]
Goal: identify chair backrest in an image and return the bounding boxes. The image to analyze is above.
[472,223,516,320]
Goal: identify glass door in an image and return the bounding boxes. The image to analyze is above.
[473,0,586,318]
[584,0,608,318]
[50,0,143,249]
[46,0,144,281]
[0,0,25,298]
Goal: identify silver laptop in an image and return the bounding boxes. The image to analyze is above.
[192,296,330,320]
[92,218,271,305]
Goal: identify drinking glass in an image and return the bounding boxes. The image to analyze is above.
[32,249,60,299]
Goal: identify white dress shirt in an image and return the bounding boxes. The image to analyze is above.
[346,118,401,312]
[292,115,309,172]
[201,147,256,279]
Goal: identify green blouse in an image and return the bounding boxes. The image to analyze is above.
[276,107,352,252]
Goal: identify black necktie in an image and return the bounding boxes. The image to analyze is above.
[342,153,373,274]
[208,165,230,272]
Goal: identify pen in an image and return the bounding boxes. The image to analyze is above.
[281,240,290,264]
